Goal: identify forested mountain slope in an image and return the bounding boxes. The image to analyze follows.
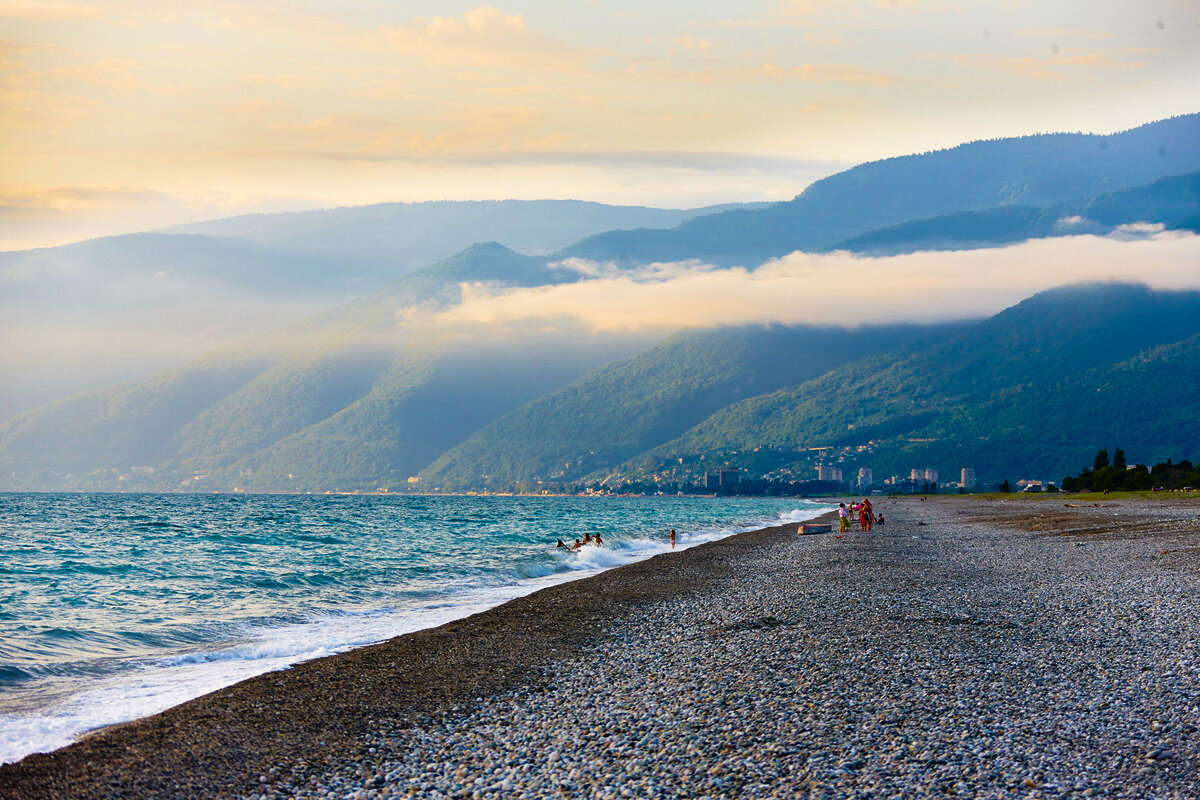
[0,244,636,491]
[645,284,1200,482]
[419,323,948,490]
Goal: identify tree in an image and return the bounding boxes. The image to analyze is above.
[1113,448,1127,470]
[1094,449,1110,470]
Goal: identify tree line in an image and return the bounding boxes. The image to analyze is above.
[1060,449,1200,492]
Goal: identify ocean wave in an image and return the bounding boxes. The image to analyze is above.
[0,497,829,765]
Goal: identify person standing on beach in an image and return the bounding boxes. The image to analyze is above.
[669,529,676,548]
[860,498,874,532]
[838,503,849,532]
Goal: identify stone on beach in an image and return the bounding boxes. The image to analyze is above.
[4,497,1200,799]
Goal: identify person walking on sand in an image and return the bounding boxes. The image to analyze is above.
[837,503,849,532]
[669,529,676,548]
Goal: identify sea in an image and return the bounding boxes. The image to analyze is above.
[0,492,828,764]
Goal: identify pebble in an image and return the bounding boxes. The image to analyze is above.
[244,499,1200,799]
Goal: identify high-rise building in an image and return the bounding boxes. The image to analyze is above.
[817,465,843,482]
[925,468,938,484]
[911,468,938,484]
[960,468,976,488]
[857,467,873,488]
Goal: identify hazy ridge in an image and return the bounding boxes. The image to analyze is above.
[3,114,1199,492]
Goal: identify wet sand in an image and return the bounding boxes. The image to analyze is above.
[3,496,1200,799]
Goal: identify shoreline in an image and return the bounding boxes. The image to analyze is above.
[0,508,831,799]
[5,495,1200,798]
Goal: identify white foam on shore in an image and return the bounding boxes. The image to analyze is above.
[0,505,830,764]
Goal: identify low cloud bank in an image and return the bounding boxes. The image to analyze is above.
[431,230,1200,332]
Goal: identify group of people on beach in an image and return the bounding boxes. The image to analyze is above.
[837,499,883,533]
[556,532,604,550]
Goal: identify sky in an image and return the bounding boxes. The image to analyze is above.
[2,0,1198,250]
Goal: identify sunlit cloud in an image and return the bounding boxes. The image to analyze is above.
[381,6,584,70]
[1020,27,1116,40]
[429,232,1200,333]
[948,50,1149,81]
[0,1,102,21]
[1,0,1196,248]
[740,62,895,86]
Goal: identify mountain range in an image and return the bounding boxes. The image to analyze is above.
[0,199,755,419]
[2,113,1198,492]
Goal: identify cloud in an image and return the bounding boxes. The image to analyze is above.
[670,35,711,53]
[381,6,583,70]
[0,1,102,21]
[427,232,1200,333]
[949,51,1148,80]
[712,18,814,28]
[740,62,895,86]
[1019,27,1115,40]
[0,185,175,215]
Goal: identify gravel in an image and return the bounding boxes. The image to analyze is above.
[245,497,1200,799]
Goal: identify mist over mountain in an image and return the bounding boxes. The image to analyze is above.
[0,242,652,491]
[420,284,1200,491]
[3,113,1199,492]
[162,199,763,276]
[0,200,739,420]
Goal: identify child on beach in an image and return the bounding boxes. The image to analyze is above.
[838,503,849,532]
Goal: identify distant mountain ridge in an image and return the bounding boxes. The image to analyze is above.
[2,113,1199,490]
[0,243,650,491]
[833,171,1200,254]
[0,199,746,419]
[160,198,767,276]
[560,114,1200,266]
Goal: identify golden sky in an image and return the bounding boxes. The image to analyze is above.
[2,0,1197,248]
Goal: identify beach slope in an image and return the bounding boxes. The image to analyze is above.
[4,497,1200,798]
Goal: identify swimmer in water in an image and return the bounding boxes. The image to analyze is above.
[594,533,603,546]
[582,532,593,545]
[556,538,568,549]
[669,529,676,548]
[571,539,582,550]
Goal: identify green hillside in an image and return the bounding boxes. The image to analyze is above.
[418,323,945,490]
[0,243,628,491]
[641,284,1200,484]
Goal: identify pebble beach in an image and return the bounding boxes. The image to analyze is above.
[4,496,1200,799]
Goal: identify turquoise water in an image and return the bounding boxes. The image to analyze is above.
[0,492,826,763]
